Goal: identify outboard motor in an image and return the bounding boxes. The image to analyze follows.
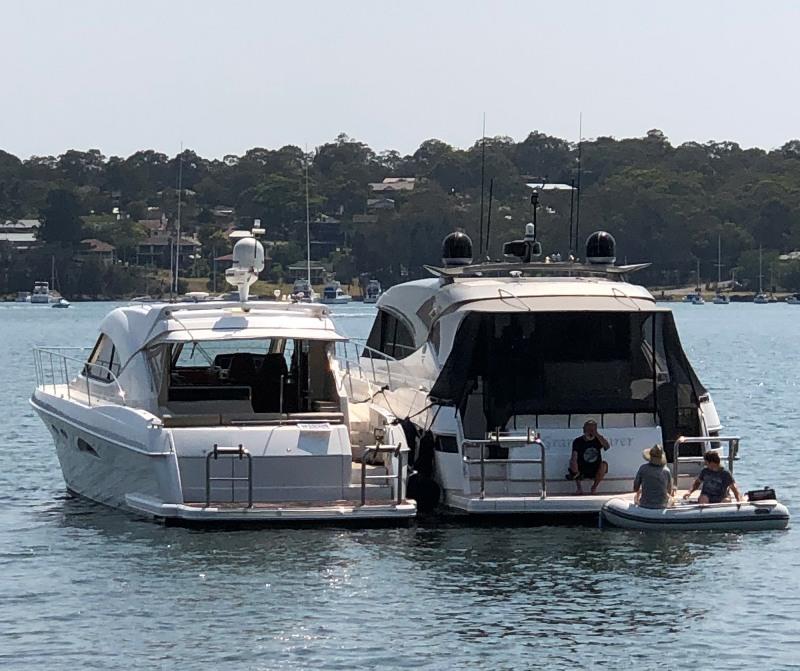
[442,231,473,267]
[585,231,616,264]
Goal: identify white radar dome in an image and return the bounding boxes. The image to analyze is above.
[225,236,266,304]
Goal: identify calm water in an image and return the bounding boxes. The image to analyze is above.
[1,301,799,670]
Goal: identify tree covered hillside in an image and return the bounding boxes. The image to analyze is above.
[3,129,800,296]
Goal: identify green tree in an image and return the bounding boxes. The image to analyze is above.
[40,189,84,243]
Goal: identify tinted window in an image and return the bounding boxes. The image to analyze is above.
[365,309,416,360]
[86,334,120,382]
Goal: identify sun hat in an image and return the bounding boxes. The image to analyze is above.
[642,444,666,465]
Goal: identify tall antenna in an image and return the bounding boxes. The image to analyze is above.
[478,113,486,256]
[173,142,184,295]
[568,178,576,256]
[485,177,494,259]
[305,145,311,290]
[574,114,583,257]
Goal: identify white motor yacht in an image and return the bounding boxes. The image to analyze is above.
[338,226,737,518]
[320,281,352,304]
[712,292,730,304]
[31,232,414,524]
[363,279,382,304]
[787,293,800,305]
[30,281,59,304]
[291,279,318,303]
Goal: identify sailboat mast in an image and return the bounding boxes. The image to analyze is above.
[717,235,722,285]
[759,245,763,293]
[174,145,183,295]
[305,150,311,288]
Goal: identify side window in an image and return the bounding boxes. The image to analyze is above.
[86,334,121,381]
[364,309,416,360]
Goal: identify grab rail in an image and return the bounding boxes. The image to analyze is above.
[360,443,406,506]
[462,428,546,500]
[205,444,253,507]
[334,339,430,399]
[32,346,127,407]
[671,435,740,487]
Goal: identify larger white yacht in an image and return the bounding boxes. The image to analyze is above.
[31,232,414,524]
[340,226,729,517]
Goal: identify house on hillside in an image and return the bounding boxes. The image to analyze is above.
[78,238,116,266]
[367,197,395,211]
[368,177,416,193]
[136,234,201,268]
[352,214,379,225]
[0,219,41,249]
[211,206,236,226]
[288,263,327,283]
[292,213,344,257]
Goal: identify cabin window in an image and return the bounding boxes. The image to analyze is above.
[86,334,120,382]
[165,337,337,413]
[365,309,416,360]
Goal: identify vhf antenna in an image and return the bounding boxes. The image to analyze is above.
[574,113,583,258]
[478,113,486,256]
[485,177,494,259]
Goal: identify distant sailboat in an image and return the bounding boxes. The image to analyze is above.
[754,245,770,304]
[293,154,318,303]
[713,235,730,304]
[689,258,704,304]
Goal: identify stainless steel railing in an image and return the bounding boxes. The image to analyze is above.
[334,339,430,399]
[205,444,253,507]
[671,435,740,487]
[462,428,547,500]
[32,346,126,407]
[360,443,407,506]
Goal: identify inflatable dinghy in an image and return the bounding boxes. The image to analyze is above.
[601,497,790,531]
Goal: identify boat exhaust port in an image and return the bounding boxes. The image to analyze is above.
[205,444,253,508]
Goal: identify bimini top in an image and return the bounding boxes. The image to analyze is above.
[98,300,346,363]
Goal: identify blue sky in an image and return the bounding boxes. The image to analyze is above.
[2,0,799,158]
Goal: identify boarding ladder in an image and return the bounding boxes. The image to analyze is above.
[205,444,253,507]
[462,428,547,500]
[359,442,406,506]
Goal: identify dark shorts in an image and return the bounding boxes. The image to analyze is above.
[577,460,602,480]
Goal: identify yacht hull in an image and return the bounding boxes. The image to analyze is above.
[32,393,415,525]
[32,397,180,511]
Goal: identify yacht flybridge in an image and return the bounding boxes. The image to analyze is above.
[31,230,413,524]
[339,225,733,517]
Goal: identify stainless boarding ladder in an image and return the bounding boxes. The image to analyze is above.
[205,444,253,507]
[360,443,406,506]
[671,435,740,487]
[462,428,547,500]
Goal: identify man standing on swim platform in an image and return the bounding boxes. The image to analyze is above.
[567,419,610,495]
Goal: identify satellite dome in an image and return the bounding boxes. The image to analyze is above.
[585,231,616,264]
[442,231,473,267]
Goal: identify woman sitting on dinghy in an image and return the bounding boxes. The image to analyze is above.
[683,451,742,504]
[633,445,674,509]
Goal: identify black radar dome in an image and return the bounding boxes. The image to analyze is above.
[442,231,473,267]
[585,231,616,264]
